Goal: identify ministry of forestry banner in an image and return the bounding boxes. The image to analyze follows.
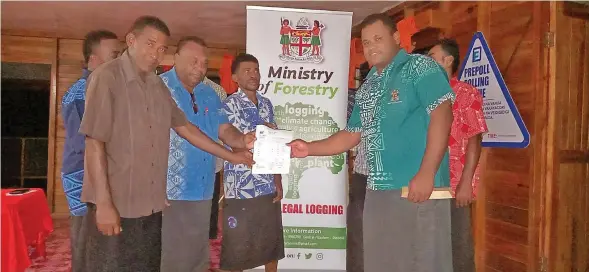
[247,6,352,270]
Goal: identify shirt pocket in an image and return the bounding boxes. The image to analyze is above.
[202,107,219,140]
[383,87,408,117]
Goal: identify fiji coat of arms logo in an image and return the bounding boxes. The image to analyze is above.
[279,17,325,63]
[391,90,401,103]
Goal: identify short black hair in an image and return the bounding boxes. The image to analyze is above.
[128,15,170,37]
[176,36,207,54]
[359,13,398,33]
[83,30,118,64]
[434,38,460,74]
[231,53,259,74]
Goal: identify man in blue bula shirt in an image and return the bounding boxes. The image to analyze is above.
[61,30,120,271]
[160,36,253,272]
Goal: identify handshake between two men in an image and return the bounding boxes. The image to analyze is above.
[284,129,441,205]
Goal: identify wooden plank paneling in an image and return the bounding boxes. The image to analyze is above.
[527,3,550,272]
[542,3,559,271]
[485,173,529,209]
[477,2,491,270]
[482,2,549,271]
[53,39,83,215]
[414,1,548,271]
[570,18,584,151]
[449,1,478,64]
[582,22,589,151]
[1,36,55,64]
[547,2,589,271]
[485,250,527,272]
[388,1,546,270]
[486,218,528,246]
[47,39,58,212]
[571,162,589,271]
[414,9,449,30]
[554,164,575,271]
[486,233,528,264]
[485,265,502,272]
[486,202,528,228]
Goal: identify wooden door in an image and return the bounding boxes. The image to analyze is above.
[544,2,589,272]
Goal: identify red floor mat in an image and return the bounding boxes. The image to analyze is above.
[24,216,223,272]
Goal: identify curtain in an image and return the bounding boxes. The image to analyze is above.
[348,38,365,89]
[396,16,419,53]
[219,54,238,94]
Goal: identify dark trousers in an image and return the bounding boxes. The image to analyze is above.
[451,200,475,272]
[210,171,221,239]
[70,215,89,272]
[347,173,367,272]
[83,204,162,272]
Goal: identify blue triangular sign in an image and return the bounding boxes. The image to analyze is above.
[457,32,530,148]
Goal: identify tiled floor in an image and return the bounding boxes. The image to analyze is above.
[25,216,223,271]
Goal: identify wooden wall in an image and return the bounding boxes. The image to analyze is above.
[417,2,549,271]
[391,1,551,271]
[401,1,588,271]
[1,36,56,65]
[1,35,242,215]
[547,2,589,271]
[53,39,83,215]
[480,3,546,271]
[472,2,545,271]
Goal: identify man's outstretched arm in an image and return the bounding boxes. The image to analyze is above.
[174,124,254,166]
[289,130,360,158]
[308,130,361,156]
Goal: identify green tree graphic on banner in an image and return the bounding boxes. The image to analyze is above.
[274,102,345,199]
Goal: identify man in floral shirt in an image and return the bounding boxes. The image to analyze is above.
[428,38,488,272]
[220,53,284,272]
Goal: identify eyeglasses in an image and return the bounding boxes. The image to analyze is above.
[189,92,198,114]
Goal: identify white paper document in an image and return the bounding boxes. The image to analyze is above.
[251,125,293,174]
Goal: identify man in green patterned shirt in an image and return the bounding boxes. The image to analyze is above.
[289,13,454,272]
